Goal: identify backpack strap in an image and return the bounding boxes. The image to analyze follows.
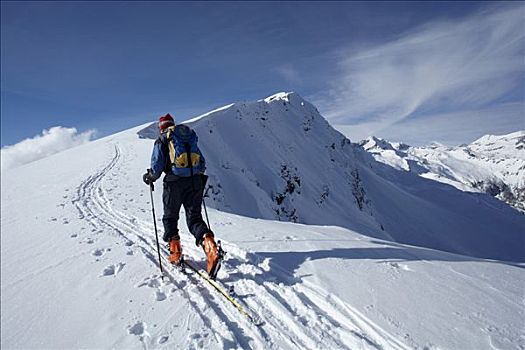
[165,126,177,166]
[157,134,171,174]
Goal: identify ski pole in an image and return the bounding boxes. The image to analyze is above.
[149,182,165,280]
[202,196,211,231]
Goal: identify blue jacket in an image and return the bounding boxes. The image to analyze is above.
[150,133,206,181]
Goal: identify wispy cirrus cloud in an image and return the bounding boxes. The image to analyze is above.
[337,102,524,146]
[313,4,525,142]
[274,64,302,86]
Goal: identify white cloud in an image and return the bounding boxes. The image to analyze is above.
[314,4,525,142]
[1,126,95,171]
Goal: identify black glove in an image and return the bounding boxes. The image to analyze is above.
[143,169,155,185]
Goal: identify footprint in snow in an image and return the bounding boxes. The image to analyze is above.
[128,321,147,336]
[387,262,412,271]
[155,291,167,301]
[188,332,207,348]
[383,261,413,273]
[158,335,168,344]
[136,276,161,288]
[92,249,104,257]
[92,248,111,257]
[136,277,167,301]
[100,263,125,277]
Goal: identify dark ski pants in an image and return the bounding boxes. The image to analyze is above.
[162,174,210,245]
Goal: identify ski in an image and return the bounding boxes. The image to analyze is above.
[180,258,264,327]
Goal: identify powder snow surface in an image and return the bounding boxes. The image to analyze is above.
[1,93,524,349]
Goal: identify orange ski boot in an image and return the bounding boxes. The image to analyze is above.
[168,238,182,265]
[202,233,220,278]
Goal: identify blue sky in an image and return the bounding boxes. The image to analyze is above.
[1,1,523,147]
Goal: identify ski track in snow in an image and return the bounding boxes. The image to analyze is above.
[71,143,408,350]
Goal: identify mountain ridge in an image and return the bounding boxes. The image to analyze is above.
[138,93,525,262]
[360,130,525,212]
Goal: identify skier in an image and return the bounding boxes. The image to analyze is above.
[142,113,220,277]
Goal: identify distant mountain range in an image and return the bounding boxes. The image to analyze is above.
[359,131,525,213]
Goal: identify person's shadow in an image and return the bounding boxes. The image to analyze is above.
[223,238,524,288]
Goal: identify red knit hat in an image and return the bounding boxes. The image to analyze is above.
[158,113,175,132]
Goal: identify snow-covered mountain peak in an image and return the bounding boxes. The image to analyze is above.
[136,93,524,263]
[261,92,316,111]
[139,91,364,231]
[360,130,525,212]
[262,91,294,103]
[361,136,397,152]
[360,136,411,154]
[472,130,524,145]
[469,130,525,159]
[137,92,316,136]
[359,136,408,170]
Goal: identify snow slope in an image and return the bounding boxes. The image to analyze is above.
[139,92,525,262]
[138,92,372,232]
[360,132,525,212]
[2,93,525,349]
